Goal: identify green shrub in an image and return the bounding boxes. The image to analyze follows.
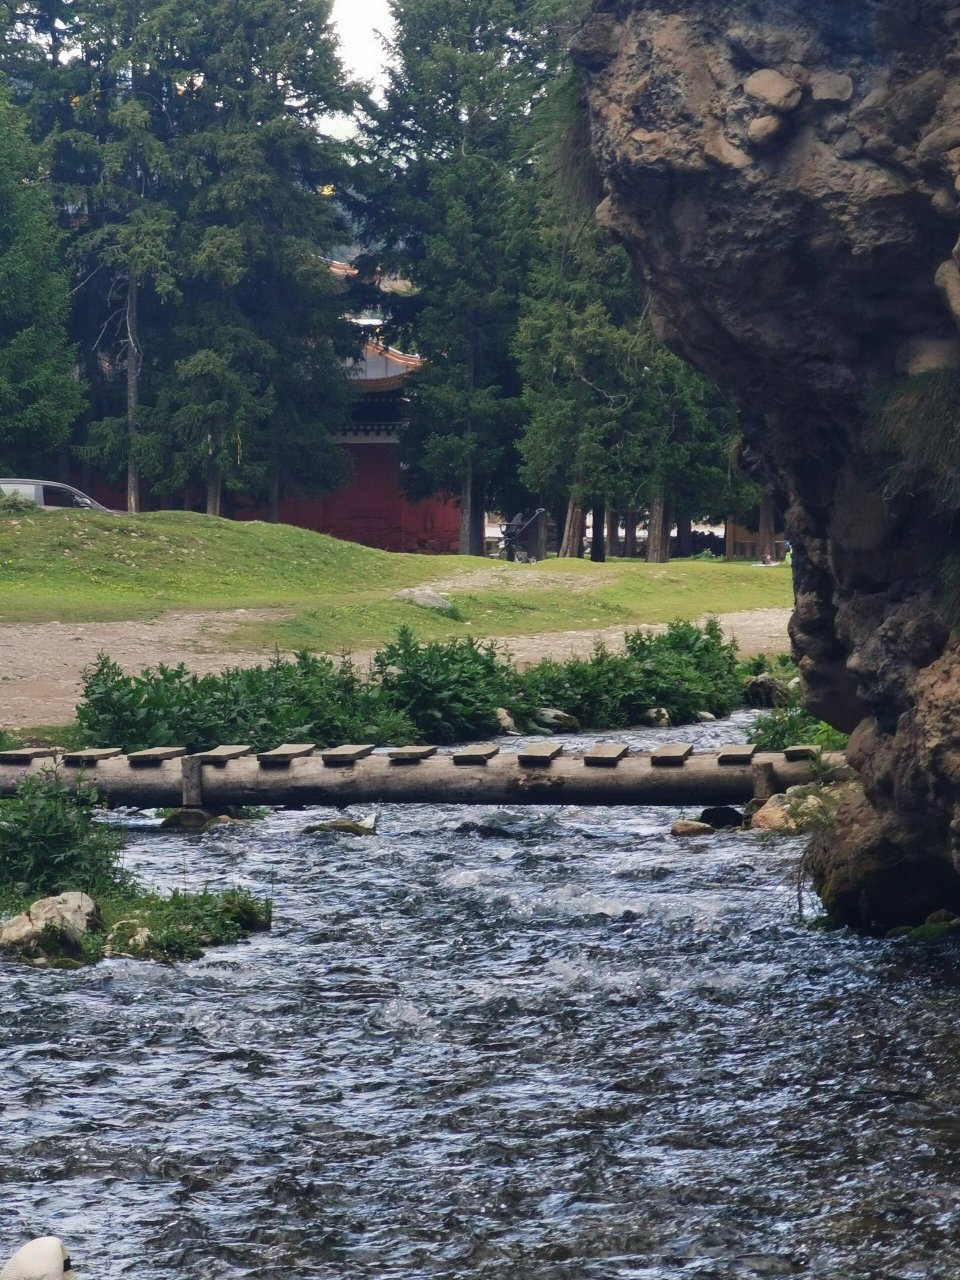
[78,650,417,753]
[0,492,38,514]
[76,619,751,750]
[92,887,272,962]
[0,769,129,896]
[521,618,742,730]
[748,700,848,752]
[372,626,520,743]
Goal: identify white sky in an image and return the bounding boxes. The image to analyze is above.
[330,0,394,87]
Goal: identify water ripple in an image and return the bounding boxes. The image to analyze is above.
[4,719,960,1276]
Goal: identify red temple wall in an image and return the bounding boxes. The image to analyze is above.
[85,446,460,554]
[243,445,460,553]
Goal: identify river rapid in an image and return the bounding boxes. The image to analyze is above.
[4,716,960,1279]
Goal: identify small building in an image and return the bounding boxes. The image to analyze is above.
[263,340,460,553]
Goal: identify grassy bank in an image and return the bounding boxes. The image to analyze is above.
[0,770,271,965]
[0,509,791,650]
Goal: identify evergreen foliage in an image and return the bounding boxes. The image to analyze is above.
[2,0,358,512]
[0,0,763,541]
[362,0,547,551]
[0,84,84,472]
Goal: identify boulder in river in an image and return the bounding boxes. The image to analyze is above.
[303,814,378,836]
[671,819,715,838]
[161,807,213,831]
[0,891,99,958]
[698,806,745,830]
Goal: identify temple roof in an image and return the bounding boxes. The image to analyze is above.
[348,341,422,394]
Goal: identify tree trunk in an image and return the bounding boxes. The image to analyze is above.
[646,490,670,563]
[624,509,638,557]
[559,493,584,558]
[758,493,776,561]
[125,275,141,514]
[268,467,281,524]
[206,459,222,517]
[458,342,483,556]
[606,510,620,557]
[676,514,693,558]
[535,510,548,562]
[590,500,606,562]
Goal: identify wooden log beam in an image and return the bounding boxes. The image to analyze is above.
[0,751,849,809]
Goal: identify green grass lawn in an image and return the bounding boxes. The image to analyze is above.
[0,509,792,650]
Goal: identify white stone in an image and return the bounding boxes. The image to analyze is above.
[393,587,456,613]
[0,892,98,953]
[1,1237,75,1280]
[748,114,787,148]
[895,336,960,376]
[750,796,797,831]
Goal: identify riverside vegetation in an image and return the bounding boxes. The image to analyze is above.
[0,770,271,966]
[72,620,844,754]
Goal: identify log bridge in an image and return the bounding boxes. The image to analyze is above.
[0,742,846,810]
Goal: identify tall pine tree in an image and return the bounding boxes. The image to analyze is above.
[364,0,549,554]
[0,83,83,474]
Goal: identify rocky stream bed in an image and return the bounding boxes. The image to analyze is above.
[4,718,960,1277]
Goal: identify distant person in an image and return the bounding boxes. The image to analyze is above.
[761,553,773,566]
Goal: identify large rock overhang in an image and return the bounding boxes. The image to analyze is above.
[574,1,960,930]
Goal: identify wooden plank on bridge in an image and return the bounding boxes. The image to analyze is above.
[0,748,56,764]
[452,744,500,766]
[783,744,819,761]
[62,747,123,767]
[718,744,757,766]
[518,743,563,768]
[583,744,629,768]
[388,745,438,765]
[258,743,316,768]
[321,744,376,767]
[195,745,252,766]
[128,747,187,768]
[651,743,693,768]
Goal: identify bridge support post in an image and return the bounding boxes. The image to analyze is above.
[181,756,204,809]
[752,760,776,802]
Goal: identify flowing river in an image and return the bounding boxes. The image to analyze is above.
[4,715,960,1278]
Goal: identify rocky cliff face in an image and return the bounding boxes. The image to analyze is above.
[573,1,960,930]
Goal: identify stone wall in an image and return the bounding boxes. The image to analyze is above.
[574,1,960,929]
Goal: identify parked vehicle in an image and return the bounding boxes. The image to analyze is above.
[0,479,120,514]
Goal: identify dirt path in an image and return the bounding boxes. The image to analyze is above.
[0,606,792,730]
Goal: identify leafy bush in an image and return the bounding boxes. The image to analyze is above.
[78,651,416,753]
[521,618,742,730]
[372,626,520,743]
[76,619,750,750]
[0,769,128,896]
[93,887,272,963]
[748,701,848,752]
[0,770,271,965]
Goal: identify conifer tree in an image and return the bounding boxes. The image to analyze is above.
[0,84,83,473]
[364,0,547,554]
[2,0,358,514]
